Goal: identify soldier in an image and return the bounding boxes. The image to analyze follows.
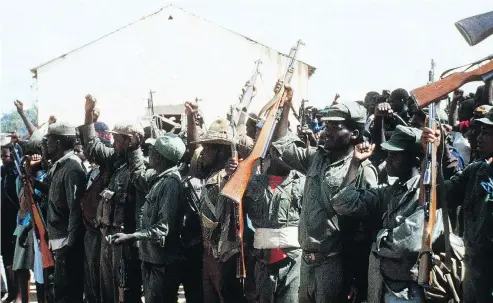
[109,133,188,303]
[42,122,87,303]
[271,85,378,303]
[237,133,305,303]
[186,102,253,303]
[78,121,111,303]
[422,107,493,303]
[80,95,143,303]
[332,126,432,302]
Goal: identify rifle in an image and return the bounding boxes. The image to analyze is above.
[229,105,246,286]
[12,146,55,269]
[455,10,493,46]
[411,55,493,108]
[417,59,438,287]
[299,99,309,127]
[118,245,129,303]
[235,60,262,128]
[221,39,305,204]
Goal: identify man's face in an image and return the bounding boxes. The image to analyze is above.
[385,151,407,177]
[148,145,161,168]
[112,134,128,153]
[323,121,353,150]
[1,148,11,166]
[390,99,405,113]
[476,125,493,158]
[45,135,59,160]
[201,144,229,170]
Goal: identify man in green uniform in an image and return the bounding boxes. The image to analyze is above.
[332,126,435,302]
[80,95,143,303]
[240,135,305,303]
[422,108,493,303]
[271,85,378,302]
[43,122,87,303]
[109,133,188,302]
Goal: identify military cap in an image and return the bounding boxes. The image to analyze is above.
[321,102,367,125]
[47,122,76,136]
[381,125,422,153]
[192,119,233,146]
[145,133,186,163]
[107,122,144,137]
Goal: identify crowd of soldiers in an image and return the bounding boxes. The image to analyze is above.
[1,81,493,303]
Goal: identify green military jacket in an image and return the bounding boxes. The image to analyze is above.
[446,161,493,255]
[81,124,144,236]
[272,134,378,254]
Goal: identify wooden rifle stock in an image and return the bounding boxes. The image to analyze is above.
[221,88,285,204]
[411,59,493,108]
[21,157,55,269]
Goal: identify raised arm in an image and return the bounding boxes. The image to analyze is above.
[185,101,202,157]
[80,95,115,166]
[14,100,37,135]
[128,146,156,193]
[270,82,316,173]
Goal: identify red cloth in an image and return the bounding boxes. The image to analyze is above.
[265,175,288,264]
[459,120,470,133]
[268,175,285,190]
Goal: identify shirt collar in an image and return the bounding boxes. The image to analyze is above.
[396,174,420,191]
[206,169,227,186]
[157,166,179,178]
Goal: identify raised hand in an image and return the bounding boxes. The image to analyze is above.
[184,101,199,116]
[48,115,57,124]
[225,157,240,176]
[375,102,393,117]
[353,142,375,162]
[85,94,97,114]
[14,100,24,113]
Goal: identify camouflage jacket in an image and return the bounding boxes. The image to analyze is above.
[272,133,378,254]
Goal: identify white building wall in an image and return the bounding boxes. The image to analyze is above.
[34,7,311,130]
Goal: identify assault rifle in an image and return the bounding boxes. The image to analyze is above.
[228,105,246,286]
[235,60,262,128]
[417,60,438,287]
[411,55,493,108]
[12,146,55,269]
[221,39,305,204]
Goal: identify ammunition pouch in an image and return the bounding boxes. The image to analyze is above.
[96,189,127,228]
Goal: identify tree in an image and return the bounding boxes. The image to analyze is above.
[1,104,38,139]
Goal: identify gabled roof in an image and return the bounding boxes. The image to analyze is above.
[30,5,316,78]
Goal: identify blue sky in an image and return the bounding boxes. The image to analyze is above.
[1,0,493,115]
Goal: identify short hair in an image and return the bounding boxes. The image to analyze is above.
[390,88,410,104]
[364,91,380,104]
